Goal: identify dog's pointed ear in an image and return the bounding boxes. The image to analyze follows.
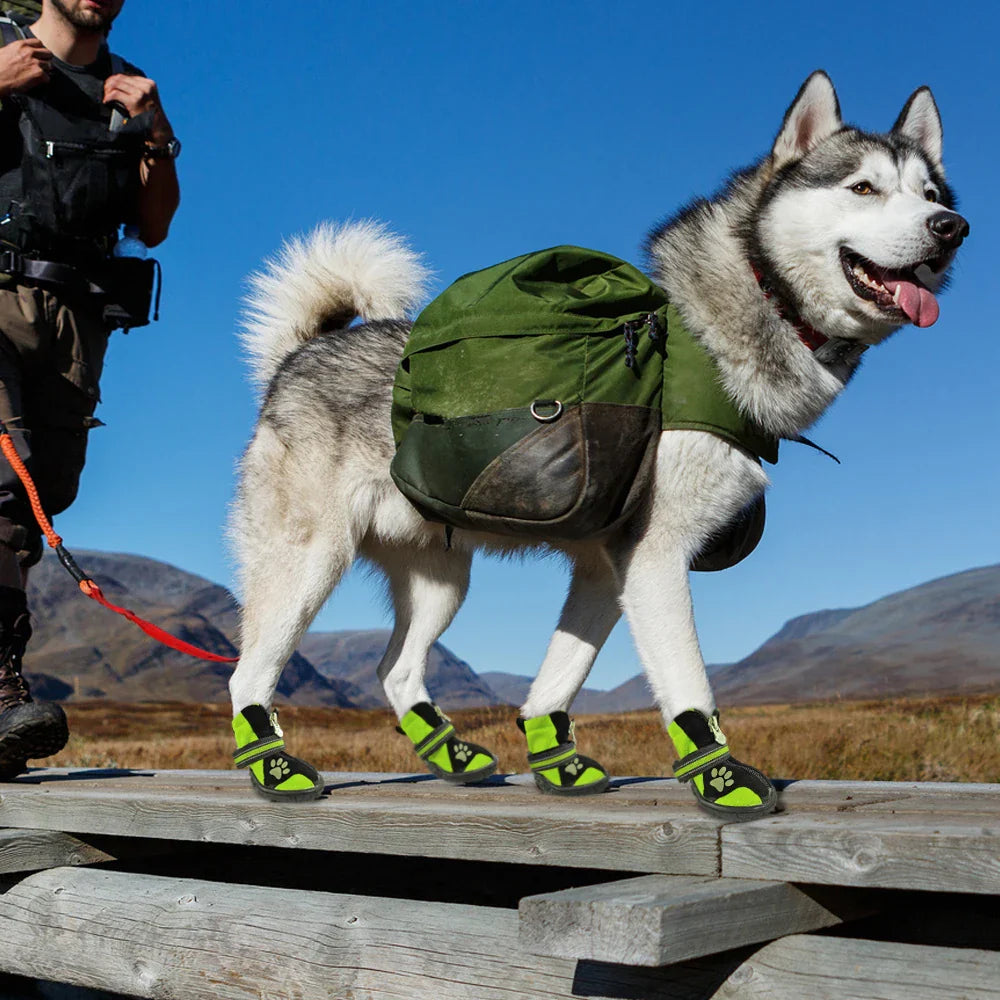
[892,86,944,171]
[771,71,842,171]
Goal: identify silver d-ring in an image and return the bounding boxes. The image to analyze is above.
[530,400,563,423]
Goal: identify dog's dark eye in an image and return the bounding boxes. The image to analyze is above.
[925,189,938,203]
[851,181,875,195]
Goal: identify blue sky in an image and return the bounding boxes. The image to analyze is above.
[56,1,998,691]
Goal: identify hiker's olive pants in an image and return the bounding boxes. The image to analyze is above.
[0,285,106,566]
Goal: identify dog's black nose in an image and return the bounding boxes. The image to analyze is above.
[927,210,970,248]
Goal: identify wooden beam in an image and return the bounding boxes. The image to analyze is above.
[711,934,1000,999]
[0,829,115,875]
[722,812,1000,893]
[519,874,860,966]
[0,869,997,1000]
[0,772,721,875]
[0,829,179,877]
[775,779,1000,815]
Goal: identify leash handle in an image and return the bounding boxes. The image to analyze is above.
[0,420,239,664]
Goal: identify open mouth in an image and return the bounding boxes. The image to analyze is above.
[840,248,946,328]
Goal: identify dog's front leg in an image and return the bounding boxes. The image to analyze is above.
[607,430,777,818]
[611,534,712,721]
[609,430,768,722]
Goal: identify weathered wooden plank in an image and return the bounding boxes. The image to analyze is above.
[723,812,1000,893]
[0,869,997,1000]
[776,779,1000,815]
[707,934,1000,999]
[0,829,179,877]
[518,874,856,966]
[18,767,700,804]
[16,768,703,812]
[0,781,721,874]
[0,829,115,874]
[0,867,661,1000]
[19,769,1000,816]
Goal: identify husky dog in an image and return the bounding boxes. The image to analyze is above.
[227,71,967,817]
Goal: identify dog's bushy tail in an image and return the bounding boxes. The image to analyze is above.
[240,220,430,390]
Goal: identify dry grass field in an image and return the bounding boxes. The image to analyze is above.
[37,693,1000,782]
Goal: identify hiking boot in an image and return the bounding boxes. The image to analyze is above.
[0,586,68,780]
[398,701,497,784]
[669,708,776,821]
[232,704,324,801]
[518,710,610,796]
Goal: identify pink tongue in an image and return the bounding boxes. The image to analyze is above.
[883,278,940,327]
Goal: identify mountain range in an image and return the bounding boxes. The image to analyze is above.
[20,551,1000,710]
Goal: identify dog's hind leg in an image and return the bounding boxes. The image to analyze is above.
[368,542,497,784]
[230,534,352,712]
[517,551,620,796]
[228,423,362,800]
[521,552,621,717]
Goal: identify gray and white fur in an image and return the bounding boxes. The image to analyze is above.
[228,72,967,734]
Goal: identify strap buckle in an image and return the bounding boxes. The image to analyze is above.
[0,250,23,278]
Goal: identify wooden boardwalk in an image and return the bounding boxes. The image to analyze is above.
[1,769,999,998]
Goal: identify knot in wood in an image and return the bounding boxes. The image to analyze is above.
[728,964,756,985]
[653,822,677,844]
[847,835,884,872]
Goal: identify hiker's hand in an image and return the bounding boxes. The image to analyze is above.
[103,73,173,145]
[0,39,52,97]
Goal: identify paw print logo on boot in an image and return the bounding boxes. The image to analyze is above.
[269,757,291,781]
[564,757,582,776]
[709,766,735,793]
[452,741,471,764]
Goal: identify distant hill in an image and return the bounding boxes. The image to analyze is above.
[298,630,498,708]
[711,564,1000,704]
[480,671,655,714]
[24,551,355,706]
[486,565,1000,711]
[21,552,1000,711]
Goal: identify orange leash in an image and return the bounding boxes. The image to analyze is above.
[0,421,239,664]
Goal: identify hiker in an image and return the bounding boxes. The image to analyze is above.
[0,0,180,778]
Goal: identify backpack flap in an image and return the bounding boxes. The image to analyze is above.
[390,246,668,539]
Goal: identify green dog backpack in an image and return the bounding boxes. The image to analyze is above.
[389,246,778,569]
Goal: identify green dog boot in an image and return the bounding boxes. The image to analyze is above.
[668,708,776,821]
[232,704,324,801]
[518,711,610,796]
[398,702,497,784]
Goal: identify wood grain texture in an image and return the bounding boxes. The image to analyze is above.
[0,773,721,875]
[0,829,114,874]
[711,934,1000,999]
[519,874,853,966]
[0,869,996,1000]
[722,812,1000,893]
[776,779,1000,815]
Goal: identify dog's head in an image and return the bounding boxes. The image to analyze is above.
[751,71,968,344]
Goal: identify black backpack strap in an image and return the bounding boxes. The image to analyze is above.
[0,17,24,46]
[0,10,30,43]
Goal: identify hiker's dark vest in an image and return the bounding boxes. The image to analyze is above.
[0,15,151,265]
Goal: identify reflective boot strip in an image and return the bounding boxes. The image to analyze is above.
[233,736,285,769]
[673,743,732,782]
[527,741,578,772]
[413,721,456,760]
